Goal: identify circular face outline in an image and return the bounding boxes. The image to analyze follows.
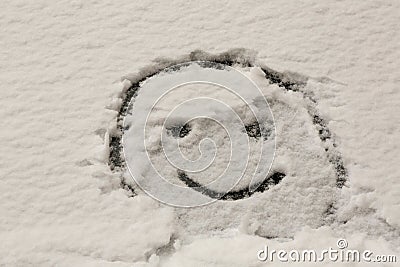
[122,61,276,207]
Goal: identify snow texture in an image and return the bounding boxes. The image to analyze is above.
[1,0,399,266]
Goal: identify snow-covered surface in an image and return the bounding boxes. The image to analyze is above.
[123,63,277,206]
[1,0,399,266]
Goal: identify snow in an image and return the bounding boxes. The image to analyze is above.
[123,63,276,206]
[1,0,399,266]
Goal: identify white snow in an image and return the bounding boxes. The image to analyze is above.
[0,0,399,266]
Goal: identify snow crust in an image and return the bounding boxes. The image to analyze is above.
[1,0,399,266]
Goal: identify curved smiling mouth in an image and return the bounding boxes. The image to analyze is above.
[177,170,286,201]
[109,49,348,203]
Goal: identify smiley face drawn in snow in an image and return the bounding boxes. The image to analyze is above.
[112,54,347,238]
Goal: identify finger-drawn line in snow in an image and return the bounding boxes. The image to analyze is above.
[177,170,285,201]
[260,66,347,188]
[108,49,348,203]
